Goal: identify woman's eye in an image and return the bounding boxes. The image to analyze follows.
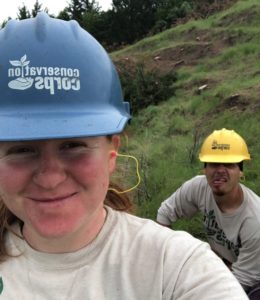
[0,145,38,162]
[60,141,98,157]
[61,140,99,151]
[61,142,86,150]
[7,146,36,155]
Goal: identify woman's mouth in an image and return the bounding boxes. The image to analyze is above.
[28,192,78,204]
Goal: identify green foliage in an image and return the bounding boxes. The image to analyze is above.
[4,0,260,241]
[172,213,206,240]
[31,0,43,17]
[17,5,31,19]
[66,0,100,25]
[115,0,260,240]
[3,0,238,49]
[154,0,193,32]
[110,0,159,44]
[81,10,105,39]
[117,62,177,114]
[16,0,49,20]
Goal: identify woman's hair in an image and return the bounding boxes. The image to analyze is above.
[0,201,20,261]
[0,182,134,261]
[105,182,135,213]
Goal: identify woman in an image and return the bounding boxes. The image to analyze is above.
[0,13,248,299]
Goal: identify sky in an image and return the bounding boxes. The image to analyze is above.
[0,0,112,23]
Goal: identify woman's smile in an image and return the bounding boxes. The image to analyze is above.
[0,135,119,251]
[28,192,78,203]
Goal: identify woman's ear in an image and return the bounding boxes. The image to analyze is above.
[111,135,120,151]
[108,135,120,173]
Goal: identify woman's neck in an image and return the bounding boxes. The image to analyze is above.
[22,207,107,253]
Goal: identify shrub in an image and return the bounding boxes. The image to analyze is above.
[118,62,177,114]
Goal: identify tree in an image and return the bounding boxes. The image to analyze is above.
[17,5,31,20]
[16,1,52,20]
[57,8,71,21]
[110,0,159,44]
[31,0,43,17]
[67,0,100,24]
[81,9,105,38]
[154,0,192,31]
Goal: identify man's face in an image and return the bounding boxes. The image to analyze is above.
[204,163,241,196]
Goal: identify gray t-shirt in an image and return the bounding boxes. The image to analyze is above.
[157,175,260,288]
[0,206,247,299]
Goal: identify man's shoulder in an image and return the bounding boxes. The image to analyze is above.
[241,183,260,200]
[240,184,260,216]
[186,175,209,188]
[191,174,207,182]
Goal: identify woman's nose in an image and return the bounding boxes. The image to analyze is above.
[32,153,67,189]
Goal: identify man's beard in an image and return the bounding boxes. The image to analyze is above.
[213,191,225,197]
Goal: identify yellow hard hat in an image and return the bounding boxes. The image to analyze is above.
[199,128,251,163]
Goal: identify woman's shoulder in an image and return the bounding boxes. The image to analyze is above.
[109,207,204,251]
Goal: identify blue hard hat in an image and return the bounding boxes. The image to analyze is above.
[0,13,131,141]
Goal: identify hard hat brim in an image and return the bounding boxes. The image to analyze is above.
[0,111,130,141]
[199,154,251,163]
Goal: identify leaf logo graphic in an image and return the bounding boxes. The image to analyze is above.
[9,54,30,77]
[0,277,3,294]
[8,54,34,90]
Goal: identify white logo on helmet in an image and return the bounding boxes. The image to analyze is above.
[8,54,80,95]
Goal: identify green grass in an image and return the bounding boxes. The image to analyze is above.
[112,0,260,239]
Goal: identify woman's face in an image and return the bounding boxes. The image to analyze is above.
[0,135,119,251]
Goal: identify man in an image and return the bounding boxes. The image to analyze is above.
[0,14,248,300]
[157,128,260,298]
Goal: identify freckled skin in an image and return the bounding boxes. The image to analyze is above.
[0,135,119,252]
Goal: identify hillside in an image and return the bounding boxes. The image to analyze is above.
[110,0,260,236]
